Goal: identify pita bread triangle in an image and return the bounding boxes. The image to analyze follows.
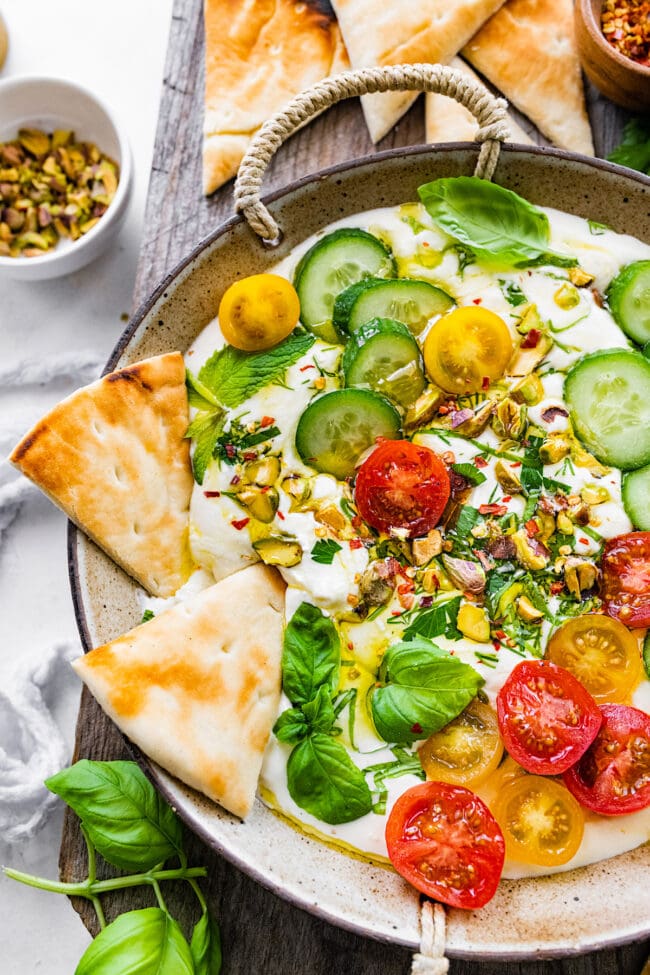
[10,352,194,599]
[329,0,507,143]
[203,0,350,195]
[462,0,594,155]
[72,564,286,819]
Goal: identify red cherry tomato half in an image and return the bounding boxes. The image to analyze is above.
[496,660,602,775]
[354,439,450,538]
[601,531,650,628]
[563,704,650,816]
[385,781,505,909]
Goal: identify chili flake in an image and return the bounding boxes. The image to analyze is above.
[231,517,250,531]
[601,0,650,66]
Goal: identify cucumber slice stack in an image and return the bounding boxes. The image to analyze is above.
[342,317,425,407]
[333,277,454,336]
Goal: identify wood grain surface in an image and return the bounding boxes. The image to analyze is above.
[60,0,650,971]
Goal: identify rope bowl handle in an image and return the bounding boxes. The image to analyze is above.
[234,63,511,244]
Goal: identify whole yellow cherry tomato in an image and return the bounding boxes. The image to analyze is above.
[423,306,513,394]
[219,273,300,351]
[546,613,642,704]
[492,774,584,867]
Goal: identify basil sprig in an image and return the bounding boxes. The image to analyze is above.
[371,638,483,745]
[4,760,221,975]
[275,602,372,825]
[418,176,576,268]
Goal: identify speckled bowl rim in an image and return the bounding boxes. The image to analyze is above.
[68,142,650,960]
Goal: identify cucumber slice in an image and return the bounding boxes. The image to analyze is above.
[564,349,650,470]
[623,464,650,529]
[294,229,396,343]
[606,261,650,345]
[295,388,401,479]
[333,277,454,336]
[342,317,425,407]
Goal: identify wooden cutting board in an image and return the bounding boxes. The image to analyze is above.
[59,0,650,971]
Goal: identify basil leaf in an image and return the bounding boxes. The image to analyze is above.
[282,602,340,705]
[187,408,225,485]
[301,684,336,735]
[403,595,462,641]
[311,538,342,564]
[287,733,372,824]
[75,908,194,975]
[46,760,183,872]
[450,462,486,486]
[418,177,572,268]
[371,639,483,744]
[274,707,310,745]
[198,331,314,407]
[190,910,222,975]
[608,118,650,175]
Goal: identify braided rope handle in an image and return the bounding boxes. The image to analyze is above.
[411,901,449,975]
[234,63,511,243]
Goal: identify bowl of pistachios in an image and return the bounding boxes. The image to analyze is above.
[0,75,132,280]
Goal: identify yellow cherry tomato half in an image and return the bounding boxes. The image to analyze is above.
[546,613,642,704]
[492,774,584,867]
[218,273,300,351]
[423,306,513,394]
[418,699,504,787]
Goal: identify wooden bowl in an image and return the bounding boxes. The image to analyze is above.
[575,0,650,111]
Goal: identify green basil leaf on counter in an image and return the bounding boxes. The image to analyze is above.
[198,331,314,408]
[75,909,194,975]
[190,909,223,975]
[418,177,575,268]
[282,602,340,705]
[287,733,372,824]
[371,638,483,744]
[46,760,183,872]
[274,707,310,745]
[187,408,225,485]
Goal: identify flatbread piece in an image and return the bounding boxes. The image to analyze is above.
[330,0,507,143]
[462,0,594,155]
[72,564,286,818]
[425,57,533,145]
[10,352,194,598]
[203,0,349,195]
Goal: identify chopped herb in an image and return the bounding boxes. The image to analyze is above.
[403,595,463,642]
[474,651,499,668]
[499,279,528,307]
[311,538,343,565]
[588,219,609,236]
[450,462,487,486]
[455,505,481,537]
[141,609,155,623]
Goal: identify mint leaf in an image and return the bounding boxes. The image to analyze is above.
[287,733,372,824]
[311,538,342,564]
[282,602,340,705]
[187,408,225,485]
[75,909,194,975]
[198,331,314,407]
[608,118,650,175]
[451,462,487,486]
[186,369,220,410]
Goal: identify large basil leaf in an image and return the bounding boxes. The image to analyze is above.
[282,602,340,705]
[418,177,574,268]
[371,639,483,744]
[287,733,372,824]
[190,909,222,975]
[75,909,194,975]
[46,760,183,872]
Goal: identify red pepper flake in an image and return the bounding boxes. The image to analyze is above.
[510,461,522,468]
[398,581,415,594]
[474,455,488,469]
[300,364,316,372]
[230,475,241,486]
[501,495,512,503]
[411,722,423,735]
[492,641,502,652]
[525,518,540,537]
[260,415,275,428]
[203,490,221,498]
[550,581,565,594]
[472,297,482,305]
[495,629,508,641]
[242,451,257,461]
[349,538,363,550]
[479,503,508,516]
[601,0,650,66]
[391,610,403,617]
[277,510,285,521]
[579,537,590,545]
[231,517,250,531]
[225,443,236,459]
[261,485,272,493]
[521,328,541,349]
[347,641,354,651]
[481,376,490,391]
[422,241,430,247]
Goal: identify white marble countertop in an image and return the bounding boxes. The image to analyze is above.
[0,1,173,969]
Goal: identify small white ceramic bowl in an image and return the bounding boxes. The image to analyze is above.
[0,76,133,280]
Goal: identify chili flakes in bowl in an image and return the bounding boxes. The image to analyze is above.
[601,0,650,66]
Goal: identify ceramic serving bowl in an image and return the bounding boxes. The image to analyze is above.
[68,132,650,959]
[575,0,650,111]
[0,76,132,280]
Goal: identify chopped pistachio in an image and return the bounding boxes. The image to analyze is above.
[244,455,280,487]
[517,595,544,622]
[553,282,580,310]
[539,436,571,465]
[494,459,522,494]
[315,505,346,531]
[511,372,544,406]
[508,331,553,377]
[18,128,51,157]
[568,266,595,287]
[492,398,527,440]
[563,556,600,598]
[512,529,549,571]
[404,386,446,431]
[253,537,302,567]
[457,603,491,642]
[581,484,610,505]
[441,555,486,595]
[237,486,279,523]
[412,529,443,565]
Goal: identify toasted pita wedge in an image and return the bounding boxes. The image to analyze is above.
[425,57,533,145]
[462,0,594,155]
[329,0,506,143]
[10,353,194,598]
[73,564,286,818]
[203,0,349,195]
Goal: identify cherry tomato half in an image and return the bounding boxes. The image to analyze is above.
[546,614,642,704]
[601,531,650,628]
[354,439,450,538]
[218,273,300,351]
[418,700,504,788]
[563,704,650,816]
[496,660,602,775]
[385,781,505,909]
[492,774,585,867]
[423,306,513,395]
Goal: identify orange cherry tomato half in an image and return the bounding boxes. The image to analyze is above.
[492,774,584,867]
[354,439,450,538]
[385,781,505,909]
[546,613,642,704]
[423,306,513,395]
[601,531,650,628]
[218,273,300,351]
[496,660,602,775]
[563,704,650,816]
